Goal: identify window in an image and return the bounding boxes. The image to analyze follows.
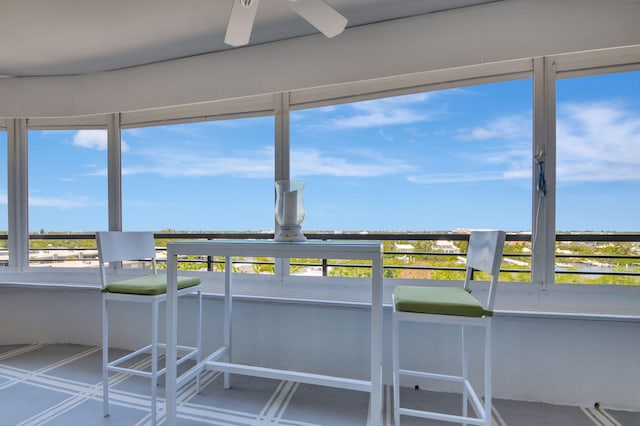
[27,129,108,265]
[291,80,533,280]
[555,70,640,284]
[291,80,532,232]
[121,117,275,232]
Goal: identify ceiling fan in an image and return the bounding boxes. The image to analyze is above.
[225,0,348,47]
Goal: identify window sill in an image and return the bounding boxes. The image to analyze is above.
[1,268,639,319]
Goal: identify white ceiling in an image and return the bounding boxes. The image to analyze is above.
[1,0,499,77]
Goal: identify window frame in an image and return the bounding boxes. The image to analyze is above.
[0,47,637,292]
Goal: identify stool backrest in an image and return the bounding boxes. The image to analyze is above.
[463,230,506,311]
[96,231,157,288]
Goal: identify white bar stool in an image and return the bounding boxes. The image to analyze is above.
[97,231,202,425]
[392,230,505,426]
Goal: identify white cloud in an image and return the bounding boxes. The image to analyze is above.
[91,100,640,188]
[72,130,107,150]
[438,101,640,185]
[557,101,640,182]
[291,148,416,177]
[407,169,527,185]
[86,168,108,177]
[29,195,88,209]
[124,144,417,180]
[414,113,532,185]
[123,146,274,178]
[396,113,530,185]
[378,129,394,142]
[328,93,434,128]
[456,115,531,141]
[73,130,129,152]
[331,109,428,128]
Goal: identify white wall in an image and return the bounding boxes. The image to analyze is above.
[1,286,638,411]
[1,0,640,117]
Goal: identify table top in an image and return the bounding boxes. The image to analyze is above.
[167,239,382,259]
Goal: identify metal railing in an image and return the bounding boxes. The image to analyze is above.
[10,231,640,284]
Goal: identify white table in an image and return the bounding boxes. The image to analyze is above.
[165,240,383,426]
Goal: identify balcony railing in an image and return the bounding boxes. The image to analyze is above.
[5,231,638,285]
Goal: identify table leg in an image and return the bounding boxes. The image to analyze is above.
[166,251,178,425]
[224,255,232,389]
[370,251,383,426]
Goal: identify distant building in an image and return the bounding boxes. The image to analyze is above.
[435,240,460,254]
[394,243,414,252]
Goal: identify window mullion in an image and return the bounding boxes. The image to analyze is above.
[7,119,29,269]
[532,57,557,287]
[107,113,122,232]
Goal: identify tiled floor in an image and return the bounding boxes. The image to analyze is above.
[1,343,638,425]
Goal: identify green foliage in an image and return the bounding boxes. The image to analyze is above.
[384,268,401,279]
[22,232,640,286]
[329,267,370,278]
[253,257,276,274]
[555,273,640,285]
[29,238,97,250]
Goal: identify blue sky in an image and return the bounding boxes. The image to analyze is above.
[3,70,639,232]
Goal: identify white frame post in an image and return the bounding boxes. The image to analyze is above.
[532,56,557,287]
[7,118,29,270]
[274,92,291,278]
[107,113,122,232]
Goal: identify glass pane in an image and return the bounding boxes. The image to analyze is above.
[122,117,274,232]
[556,70,640,285]
[28,129,107,265]
[122,117,275,273]
[291,79,532,281]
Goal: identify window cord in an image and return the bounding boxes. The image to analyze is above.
[536,160,547,197]
[533,158,547,282]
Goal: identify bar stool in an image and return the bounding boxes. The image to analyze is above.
[97,231,202,425]
[392,230,505,425]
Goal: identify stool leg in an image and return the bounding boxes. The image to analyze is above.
[461,324,468,426]
[151,301,158,425]
[196,289,203,393]
[484,320,492,426]
[392,310,400,426]
[102,297,110,417]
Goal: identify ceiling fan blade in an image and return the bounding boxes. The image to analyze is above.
[288,0,348,38]
[225,0,261,47]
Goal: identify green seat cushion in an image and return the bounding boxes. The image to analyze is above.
[104,273,201,296]
[394,285,490,317]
